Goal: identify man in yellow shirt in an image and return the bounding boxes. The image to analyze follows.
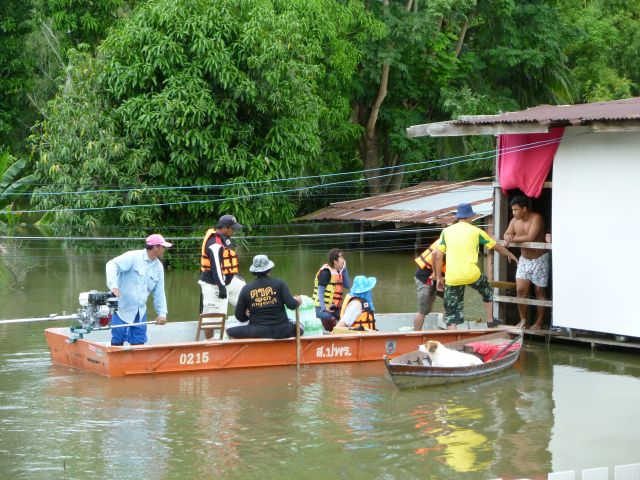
[435,203,518,329]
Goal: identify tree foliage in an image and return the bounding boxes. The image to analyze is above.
[39,0,136,50]
[17,0,640,236]
[0,0,35,152]
[559,0,639,102]
[31,0,380,234]
[353,0,578,192]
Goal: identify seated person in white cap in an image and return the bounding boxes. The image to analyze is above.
[227,255,301,339]
[106,233,172,346]
[335,275,377,331]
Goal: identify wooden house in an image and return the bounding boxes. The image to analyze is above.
[407,97,640,338]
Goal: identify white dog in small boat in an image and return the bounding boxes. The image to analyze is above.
[419,340,483,367]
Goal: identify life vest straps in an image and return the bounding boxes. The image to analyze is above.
[313,264,344,308]
[221,248,239,275]
[339,294,376,330]
[200,228,239,275]
[352,311,376,331]
[415,247,435,270]
[415,239,446,273]
[200,228,217,272]
[350,298,376,331]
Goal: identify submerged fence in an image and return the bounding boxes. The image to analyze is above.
[496,462,640,480]
[547,463,640,480]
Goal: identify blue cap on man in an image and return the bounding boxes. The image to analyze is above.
[455,203,475,219]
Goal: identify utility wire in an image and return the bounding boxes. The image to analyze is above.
[11,137,558,198]
[0,225,450,242]
[9,136,554,214]
[12,157,471,213]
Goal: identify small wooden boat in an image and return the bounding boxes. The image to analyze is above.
[384,329,523,389]
[44,314,494,377]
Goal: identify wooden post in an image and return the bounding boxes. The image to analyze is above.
[493,149,509,323]
[486,214,494,281]
[295,308,301,369]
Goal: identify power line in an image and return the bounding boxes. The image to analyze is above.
[9,136,560,208]
[15,156,486,214]
[13,137,557,198]
[0,225,450,242]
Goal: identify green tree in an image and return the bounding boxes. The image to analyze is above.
[353,0,576,192]
[558,0,637,102]
[31,0,380,234]
[39,0,136,50]
[0,0,35,152]
[18,1,141,140]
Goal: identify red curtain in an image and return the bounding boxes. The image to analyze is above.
[498,127,564,198]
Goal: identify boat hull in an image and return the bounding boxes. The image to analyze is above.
[44,321,491,377]
[384,330,523,389]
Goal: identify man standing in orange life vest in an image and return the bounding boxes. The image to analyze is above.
[413,239,444,331]
[312,248,351,332]
[198,215,245,316]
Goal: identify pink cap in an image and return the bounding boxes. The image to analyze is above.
[146,234,172,248]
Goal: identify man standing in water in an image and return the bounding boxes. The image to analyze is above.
[504,195,549,330]
[435,203,518,329]
[106,234,171,346]
[198,214,245,316]
[413,239,444,331]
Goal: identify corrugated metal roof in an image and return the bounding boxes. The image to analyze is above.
[299,181,493,225]
[456,97,640,126]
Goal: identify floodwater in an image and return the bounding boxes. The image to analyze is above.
[1,236,640,479]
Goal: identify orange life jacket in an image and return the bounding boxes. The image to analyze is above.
[200,228,239,276]
[415,239,446,273]
[312,264,344,308]
[340,294,376,330]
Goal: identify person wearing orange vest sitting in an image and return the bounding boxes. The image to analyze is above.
[198,215,245,316]
[335,275,377,331]
[413,239,444,331]
[312,248,351,332]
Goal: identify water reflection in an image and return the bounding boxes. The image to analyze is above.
[0,343,639,479]
[2,243,640,478]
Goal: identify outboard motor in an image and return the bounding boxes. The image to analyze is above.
[77,291,119,329]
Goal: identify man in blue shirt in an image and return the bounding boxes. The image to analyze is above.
[106,234,172,345]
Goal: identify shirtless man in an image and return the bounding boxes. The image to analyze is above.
[504,196,549,330]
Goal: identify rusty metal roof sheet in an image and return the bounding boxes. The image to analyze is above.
[299,181,493,225]
[456,97,640,126]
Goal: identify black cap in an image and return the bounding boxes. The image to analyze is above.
[217,215,243,230]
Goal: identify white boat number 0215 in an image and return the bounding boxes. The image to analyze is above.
[179,352,210,365]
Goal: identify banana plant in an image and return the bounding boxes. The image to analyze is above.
[0,151,36,227]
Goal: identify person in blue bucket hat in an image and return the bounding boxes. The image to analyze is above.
[435,203,518,329]
[336,275,377,331]
[455,202,475,219]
